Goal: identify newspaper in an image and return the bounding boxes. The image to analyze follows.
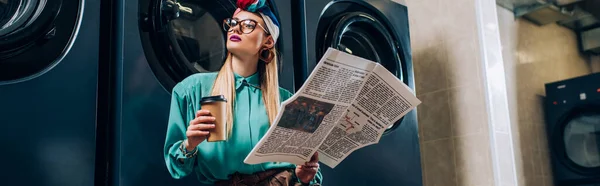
[244,47,422,168]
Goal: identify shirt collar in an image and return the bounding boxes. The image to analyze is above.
[234,72,261,91]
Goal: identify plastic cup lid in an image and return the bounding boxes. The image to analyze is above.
[200,95,227,104]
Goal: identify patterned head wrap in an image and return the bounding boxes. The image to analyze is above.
[234,0,280,43]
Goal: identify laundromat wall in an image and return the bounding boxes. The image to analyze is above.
[405,0,496,185]
[592,56,600,73]
[498,5,597,186]
[410,0,600,185]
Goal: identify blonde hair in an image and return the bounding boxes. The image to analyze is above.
[210,48,280,137]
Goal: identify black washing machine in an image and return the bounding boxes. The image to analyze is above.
[0,0,105,185]
[294,0,421,185]
[544,72,600,186]
[112,0,297,185]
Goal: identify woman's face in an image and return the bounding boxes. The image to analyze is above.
[225,11,274,57]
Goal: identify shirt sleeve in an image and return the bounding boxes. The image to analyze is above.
[163,85,196,179]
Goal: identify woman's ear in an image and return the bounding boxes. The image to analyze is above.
[262,35,275,49]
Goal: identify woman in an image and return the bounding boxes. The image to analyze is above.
[163,0,323,185]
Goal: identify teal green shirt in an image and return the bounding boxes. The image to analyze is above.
[163,72,323,185]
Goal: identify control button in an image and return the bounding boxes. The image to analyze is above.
[563,100,567,104]
[580,93,587,100]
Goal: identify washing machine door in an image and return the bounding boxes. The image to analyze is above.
[139,0,231,92]
[310,2,421,185]
[556,105,600,174]
[315,1,409,134]
[0,0,80,84]
[140,0,285,92]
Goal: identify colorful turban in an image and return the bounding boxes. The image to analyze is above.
[234,0,280,43]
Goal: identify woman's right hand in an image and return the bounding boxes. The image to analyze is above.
[185,110,215,151]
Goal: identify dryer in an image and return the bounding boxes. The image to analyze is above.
[295,0,421,185]
[113,0,297,185]
[544,72,600,186]
[0,0,103,185]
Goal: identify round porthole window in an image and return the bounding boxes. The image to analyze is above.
[553,105,600,175]
[563,111,600,168]
[0,0,79,84]
[140,0,231,91]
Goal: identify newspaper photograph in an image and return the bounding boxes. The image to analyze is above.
[243,47,422,168]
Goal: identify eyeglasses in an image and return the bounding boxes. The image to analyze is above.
[222,18,270,34]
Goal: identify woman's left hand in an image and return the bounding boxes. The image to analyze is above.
[295,151,319,184]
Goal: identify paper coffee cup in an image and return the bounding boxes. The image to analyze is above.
[200,95,227,142]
